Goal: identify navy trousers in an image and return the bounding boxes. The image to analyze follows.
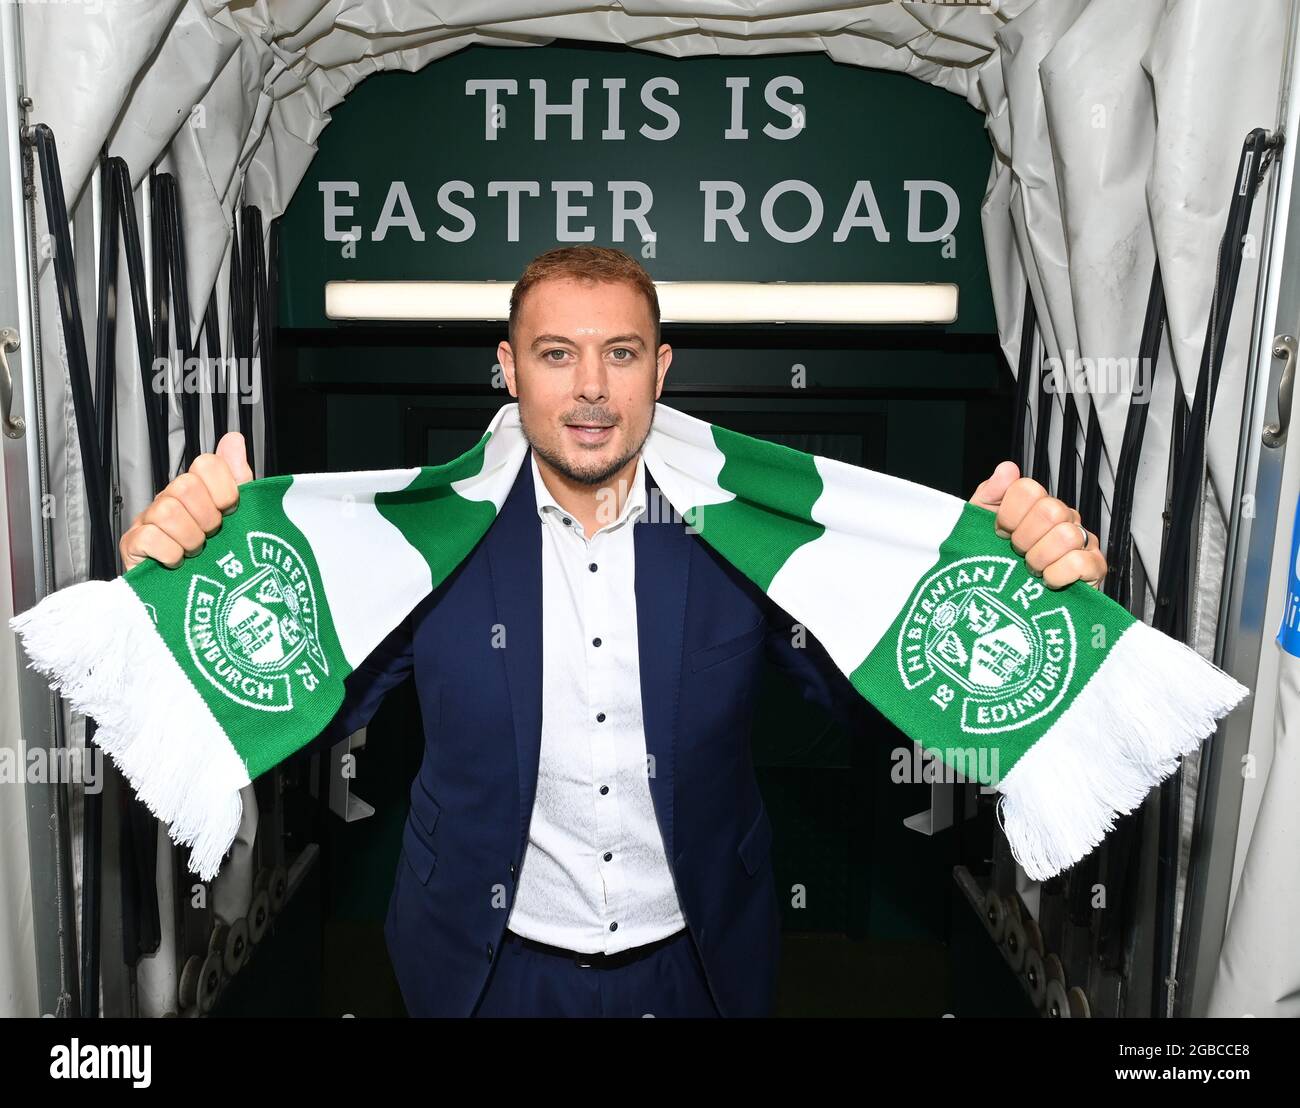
[471,929,721,1017]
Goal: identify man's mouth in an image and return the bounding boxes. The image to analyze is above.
[566,422,614,444]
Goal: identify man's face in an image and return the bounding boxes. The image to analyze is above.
[498,276,671,486]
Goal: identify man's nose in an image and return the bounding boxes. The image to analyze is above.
[573,350,608,403]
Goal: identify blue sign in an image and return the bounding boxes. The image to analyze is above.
[1278,491,1300,657]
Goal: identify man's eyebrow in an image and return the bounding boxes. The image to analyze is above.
[530,333,647,350]
[531,334,574,349]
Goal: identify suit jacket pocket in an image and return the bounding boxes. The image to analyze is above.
[403,775,442,884]
[411,773,442,838]
[402,816,438,885]
[688,619,766,673]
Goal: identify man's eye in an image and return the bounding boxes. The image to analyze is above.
[543,349,567,362]
[611,348,634,361]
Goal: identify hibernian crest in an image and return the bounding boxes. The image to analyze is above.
[896,556,1076,734]
[184,531,329,711]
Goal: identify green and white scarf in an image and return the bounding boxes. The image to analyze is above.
[9,402,1249,883]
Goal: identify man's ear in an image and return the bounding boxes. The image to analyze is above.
[497,340,518,397]
[654,343,672,398]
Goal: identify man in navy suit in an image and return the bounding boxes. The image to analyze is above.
[119,246,1108,1017]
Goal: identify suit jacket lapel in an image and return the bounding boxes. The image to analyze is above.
[484,455,544,864]
[634,463,692,866]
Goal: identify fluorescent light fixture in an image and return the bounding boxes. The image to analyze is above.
[324,280,958,325]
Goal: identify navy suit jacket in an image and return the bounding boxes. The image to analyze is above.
[309,451,873,1016]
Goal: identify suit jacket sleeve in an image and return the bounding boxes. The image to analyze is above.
[761,597,877,736]
[294,609,416,759]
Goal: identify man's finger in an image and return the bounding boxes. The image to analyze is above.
[1008,495,1077,558]
[1040,545,1108,590]
[162,472,223,535]
[216,431,254,485]
[969,460,1021,512]
[189,452,241,515]
[994,476,1050,541]
[1019,516,1084,572]
[123,522,187,570]
[140,494,207,555]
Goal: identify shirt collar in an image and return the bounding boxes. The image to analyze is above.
[531,450,647,536]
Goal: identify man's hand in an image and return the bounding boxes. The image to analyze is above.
[118,432,254,572]
[969,460,1107,590]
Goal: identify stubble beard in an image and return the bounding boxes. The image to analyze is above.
[523,406,655,488]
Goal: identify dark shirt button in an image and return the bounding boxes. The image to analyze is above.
[603,852,612,862]
[593,637,602,647]
[599,785,609,795]
[509,862,517,880]
[609,922,618,932]
[562,517,572,526]
[486,942,494,961]
[589,562,597,572]
[596,712,606,722]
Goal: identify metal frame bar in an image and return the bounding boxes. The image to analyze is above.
[0,0,78,1017]
[1177,0,1300,1016]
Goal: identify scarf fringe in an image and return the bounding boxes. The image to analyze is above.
[8,578,250,882]
[995,619,1250,881]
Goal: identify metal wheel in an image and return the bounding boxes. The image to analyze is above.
[983,890,1007,942]
[1023,947,1047,1009]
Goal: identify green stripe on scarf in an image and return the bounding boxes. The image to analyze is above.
[705,424,826,591]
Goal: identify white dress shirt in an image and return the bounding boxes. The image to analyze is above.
[504,449,688,954]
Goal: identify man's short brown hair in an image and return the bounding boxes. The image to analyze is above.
[508,246,660,351]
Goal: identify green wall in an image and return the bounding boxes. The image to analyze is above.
[278,40,995,333]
